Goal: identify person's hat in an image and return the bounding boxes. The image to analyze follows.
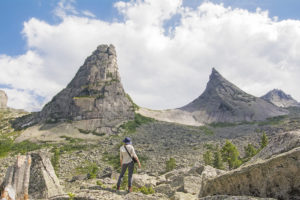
[123,137,131,144]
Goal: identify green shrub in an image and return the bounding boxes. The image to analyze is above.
[139,186,155,194]
[67,192,75,200]
[166,157,176,172]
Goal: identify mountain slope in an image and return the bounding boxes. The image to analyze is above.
[138,68,288,125]
[13,45,134,133]
[261,89,300,108]
[179,68,288,123]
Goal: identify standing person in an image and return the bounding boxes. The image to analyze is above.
[117,137,141,192]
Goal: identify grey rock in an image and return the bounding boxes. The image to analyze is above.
[132,174,157,188]
[13,44,134,133]
[199,195,276,200]
[171,192,197,200]
[261,89,300,108]
[0,153,65,200]
[0,90,7,109]
[180,68,288,123]
[200,147,300,200]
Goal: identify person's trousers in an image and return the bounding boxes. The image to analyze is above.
[117,161,134,188]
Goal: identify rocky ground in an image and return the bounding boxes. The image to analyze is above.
[1,107,300,199]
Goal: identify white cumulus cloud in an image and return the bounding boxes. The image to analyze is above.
[0,0,300,111]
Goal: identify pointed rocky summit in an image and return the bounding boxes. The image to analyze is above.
[14,44,135,133]
[180,68,288,123]
[261,89,300,108]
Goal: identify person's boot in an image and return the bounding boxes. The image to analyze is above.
[117,186,120,191]
[128,187,133,193]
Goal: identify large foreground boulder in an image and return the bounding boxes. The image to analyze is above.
[200,147,300,200]
[0,153,65,200]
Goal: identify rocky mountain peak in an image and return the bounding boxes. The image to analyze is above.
[180,68,288,123]
[205,68,245,96]
[0,90,8,109]
[261,89,300,108]
[14,44,134,133]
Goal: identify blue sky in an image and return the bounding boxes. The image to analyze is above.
[1,0,300,111]
[1,0,300,56]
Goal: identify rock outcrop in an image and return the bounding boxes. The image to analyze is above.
[0,153,65,200]
[248,130,300,164]
[200,147,300,200]
[180,68,288,123]
[261,89,300,108]
[14,45,135,133]
[0,90,7,109]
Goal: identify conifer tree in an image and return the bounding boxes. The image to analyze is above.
[261,132,268,149]
[221,140,242,169]
[213,148,224,170]
[203,150,213,166]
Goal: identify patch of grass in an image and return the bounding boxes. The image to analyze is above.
[120,113,155,134]
[11,140,43,154]
[76,161,99,179]
[258,115,288,126]
[59,143,90,153]
[199,126,214,135]
[0,138,13,158]
[102,152,120,171]
[60,136,84,143]
[51,147,60,176]
[0,139,45,158]
[73,96,95,99]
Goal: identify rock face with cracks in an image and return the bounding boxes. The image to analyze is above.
[13,45,134,134]
[200,147,300,200]
[0,153,65,200]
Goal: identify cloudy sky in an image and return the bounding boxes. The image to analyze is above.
[0,0,300,111]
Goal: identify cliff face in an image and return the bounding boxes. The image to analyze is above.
[180,68,288,123]
[0,90,7,109]
[14,45,135,133]
[261,89,300,108]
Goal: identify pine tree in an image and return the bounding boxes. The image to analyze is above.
[261,132,268,149]
[213,149,224,170]
[203,150,213,166]
[221,140,242,169]
[244,144,258,161]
